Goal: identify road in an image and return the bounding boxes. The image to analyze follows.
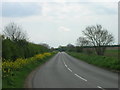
[27,52,118,89]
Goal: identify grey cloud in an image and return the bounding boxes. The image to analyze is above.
[2,2,42,17]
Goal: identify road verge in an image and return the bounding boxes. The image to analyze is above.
[67,52,120,73]
[2,52,56,88]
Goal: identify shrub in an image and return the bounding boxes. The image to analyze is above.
[2,53,52,78]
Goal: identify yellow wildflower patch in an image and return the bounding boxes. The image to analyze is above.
[2,53,52,78]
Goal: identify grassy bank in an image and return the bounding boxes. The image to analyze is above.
[104,49,119,59]
[68,52,120,72]
[2,52,56,88]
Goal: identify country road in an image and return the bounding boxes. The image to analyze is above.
[26,52,118,89]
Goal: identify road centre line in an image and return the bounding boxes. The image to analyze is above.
[63,60,68,67]
[63,60,72,72]
[67,68,72,72]
[74,74,87,82]
[97,86,105,90]
[64,64,67,67]
[62,53,106,89]
[62,56,87,82]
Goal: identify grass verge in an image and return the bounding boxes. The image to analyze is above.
[104,49,119,59]
[2,53,56,88]
[67,52,120,72]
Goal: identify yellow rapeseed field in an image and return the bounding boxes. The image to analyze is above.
[2,53,52,78]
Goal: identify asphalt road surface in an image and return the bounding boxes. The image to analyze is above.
[29,52,118,89]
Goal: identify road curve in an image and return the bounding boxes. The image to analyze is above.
[27,52,118,89]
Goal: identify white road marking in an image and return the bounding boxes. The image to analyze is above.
[63,57,87,82]
[67,68,72,72]
[97,86,105,90]
[65,64,68,67]
[63,60,68,68]
[62,53,105,89]
[74,74,87,82]
[97,86,102,88]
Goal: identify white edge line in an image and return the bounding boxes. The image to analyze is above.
[74,74,87,82]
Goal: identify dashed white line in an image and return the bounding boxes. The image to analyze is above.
[63,60,68,68]
[62,54,105,89]
[97,86,105,90]
[65,64,68,67]
[74,74,87,82]
[67,68,72,72]
[63,59,87,82]
[97,86,102,88]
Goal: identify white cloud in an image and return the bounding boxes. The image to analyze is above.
[3,0,119,2]
[58,26,70,32]
[88,0,119,2]
[1,1,118,47]
[39,1,117,21]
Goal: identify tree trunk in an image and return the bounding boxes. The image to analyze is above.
[95,47,105,56]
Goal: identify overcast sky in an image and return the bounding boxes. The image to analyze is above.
[1,0,119,48]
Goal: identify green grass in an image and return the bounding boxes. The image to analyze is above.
[68,52,120,72]
[104,49,119,59]
[2,54,56,88]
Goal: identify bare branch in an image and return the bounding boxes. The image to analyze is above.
[3,22,27,41]
[82,24,114,55]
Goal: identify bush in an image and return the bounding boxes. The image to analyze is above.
[2,53,52,78]
[2,38,50,61]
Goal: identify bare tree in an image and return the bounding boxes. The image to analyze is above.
[83,24,114,55]
[3,22,27,41]
[76,37,91,47]
[76,37,92,53]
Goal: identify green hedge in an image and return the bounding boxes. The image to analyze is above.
[2,38,49,61]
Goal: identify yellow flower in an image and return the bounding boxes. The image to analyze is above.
[2,52,52,77]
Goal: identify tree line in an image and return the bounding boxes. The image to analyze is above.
[2,22,50,61]
[57,24,115,56]
[1,23,116,60]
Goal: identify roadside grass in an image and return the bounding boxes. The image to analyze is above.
[2,52,56,88]
[104,49,119,59]
[68,52,120,72]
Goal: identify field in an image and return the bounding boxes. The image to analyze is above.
[104,49,118,59]
[68,49,119,72]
